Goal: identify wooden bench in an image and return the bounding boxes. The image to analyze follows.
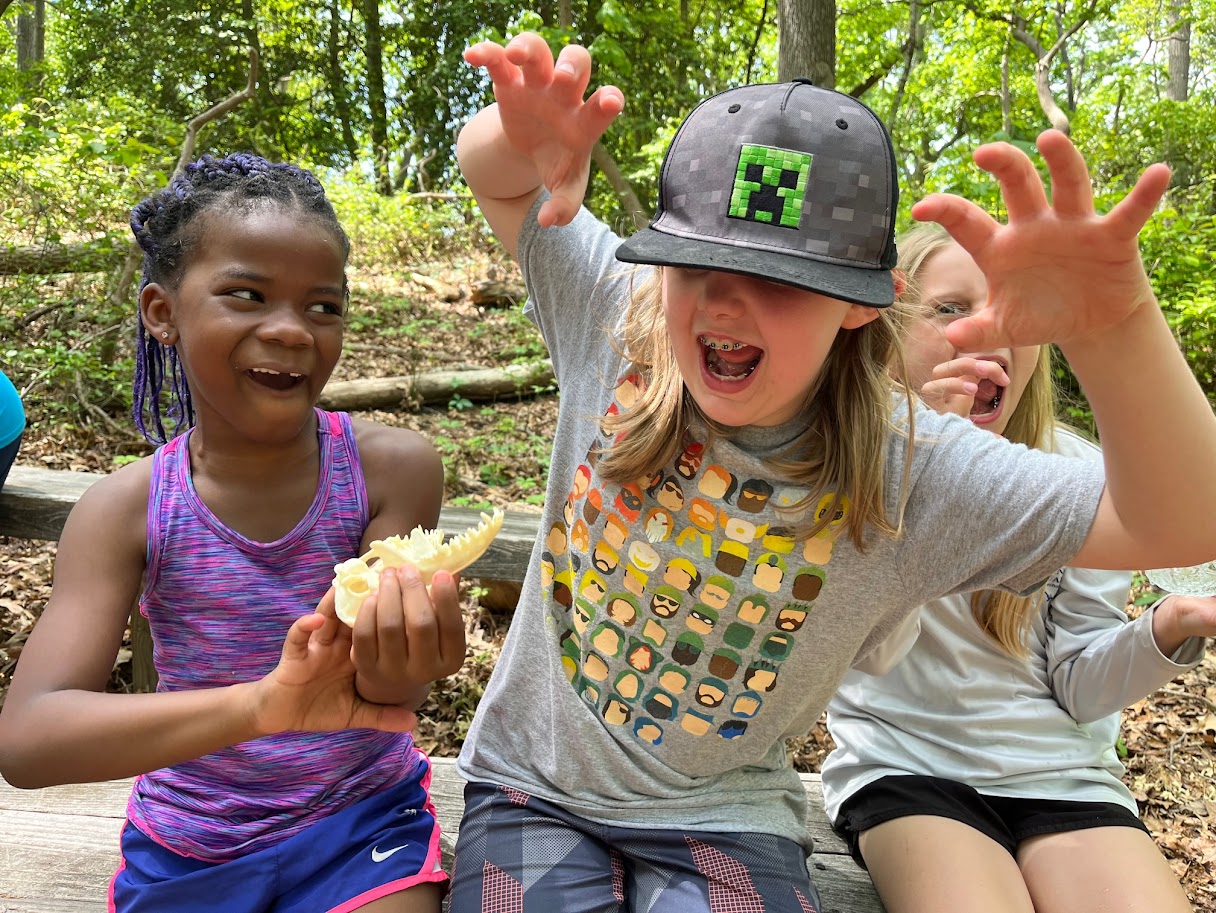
[0,758,879,913]
[0,465,885,912]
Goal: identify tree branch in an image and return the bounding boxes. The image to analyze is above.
[108,48,260,311]
[174,47,260,176]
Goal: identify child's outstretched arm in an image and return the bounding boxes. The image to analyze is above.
[459,32,624,258]
[912,130,1216,571]
[0,465,415,788]
[1046,577,1212,724]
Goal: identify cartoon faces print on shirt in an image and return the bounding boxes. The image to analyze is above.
[546,373,851,752]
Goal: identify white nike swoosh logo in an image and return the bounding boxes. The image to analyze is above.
[371,843,409,863]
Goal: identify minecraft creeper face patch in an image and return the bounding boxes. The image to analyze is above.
[728,144,812,229]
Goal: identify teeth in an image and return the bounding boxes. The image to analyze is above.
[251,368,303,377]
[699,336,745,351]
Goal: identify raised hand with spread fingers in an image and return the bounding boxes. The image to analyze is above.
[460,32,624,254]
[917,131,1216,574]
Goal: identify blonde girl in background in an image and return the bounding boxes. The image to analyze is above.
[822,223,1214,913]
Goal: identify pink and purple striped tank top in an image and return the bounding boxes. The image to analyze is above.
[126,409,420,862]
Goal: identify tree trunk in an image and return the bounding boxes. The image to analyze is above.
[15,0,44,106]
[330,0,359,157]
[1001,28,1012,134]
[887,0,921,129]
[361,0,391,195]
[15,0,43,70]
[318,361,555,412]
[778,0,834,90]
[1165,2,1190,102]
[129,608,158,693]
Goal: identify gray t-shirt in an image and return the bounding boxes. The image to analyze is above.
[821,429,1207,822]
[455,199,1107,849]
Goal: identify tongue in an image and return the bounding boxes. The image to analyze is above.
[970,378,1000,415]
[708,346,761,379]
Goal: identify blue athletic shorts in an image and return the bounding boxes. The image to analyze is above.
[448,781,821,913]
[835,774,1148,863]
[109,755,447,913]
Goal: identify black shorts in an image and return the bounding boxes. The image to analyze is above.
[835,774,1148,864]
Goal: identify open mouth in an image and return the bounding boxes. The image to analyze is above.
[699,335,763,382]
[970,377,1005,418]
[248,367,306,391]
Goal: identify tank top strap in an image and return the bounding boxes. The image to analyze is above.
[315,408,369,532]
[143,432,190,595]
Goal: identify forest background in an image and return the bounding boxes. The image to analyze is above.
[0,0,1214,907]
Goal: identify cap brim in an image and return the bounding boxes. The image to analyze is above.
[616,228,894,308]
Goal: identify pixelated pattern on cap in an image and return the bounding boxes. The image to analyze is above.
[616,80,898,304]
[657,84,894,267]
[728,145,812,230]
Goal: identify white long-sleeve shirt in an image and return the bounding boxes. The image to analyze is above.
[822,429,1207,822]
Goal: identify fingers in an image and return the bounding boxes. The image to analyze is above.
[551,43,593,103]
[919,377,975,419]
[943,313,1002,354]
[917,130,1167,244]
[463,40,517,87]
[580,85,625,131]
[398,567,465,677]
[919,357,1009,419]
[1105,162,1171,239]
[1034,129,1094,219]
[348,566,466,684]
[351,585,389,670]
[536,153,590,228]
[426,570,467,675]
[909,192,998,255]
[315,586,337,618]
[280,613,326,662]
[966,142,1047,225]
[930,356,1010,387]
[505,31,557,88]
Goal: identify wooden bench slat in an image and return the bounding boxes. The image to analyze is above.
[0,465,539,583]
[1,758,881,911]
[0,808,122,904]
[0,900,108,912]
[811,855,887,913]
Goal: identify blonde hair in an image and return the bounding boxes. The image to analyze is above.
[897,223,1058,658]
[597,267,915,548]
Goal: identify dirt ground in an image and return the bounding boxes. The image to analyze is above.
[1,259,1213,908]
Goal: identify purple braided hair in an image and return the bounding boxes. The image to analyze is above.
[129,153,350,443]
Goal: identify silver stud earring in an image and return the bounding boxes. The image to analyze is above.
[161,331,169,340]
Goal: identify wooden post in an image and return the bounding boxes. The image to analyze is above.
[128,606,158,693]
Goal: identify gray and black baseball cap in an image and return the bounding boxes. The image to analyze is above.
[616,79,899,307]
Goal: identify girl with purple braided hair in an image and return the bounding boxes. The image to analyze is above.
[0,153,459,913]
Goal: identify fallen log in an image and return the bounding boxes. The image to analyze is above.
[318,359,554,411]
[0,239,127,275]
[471,279,526,309]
